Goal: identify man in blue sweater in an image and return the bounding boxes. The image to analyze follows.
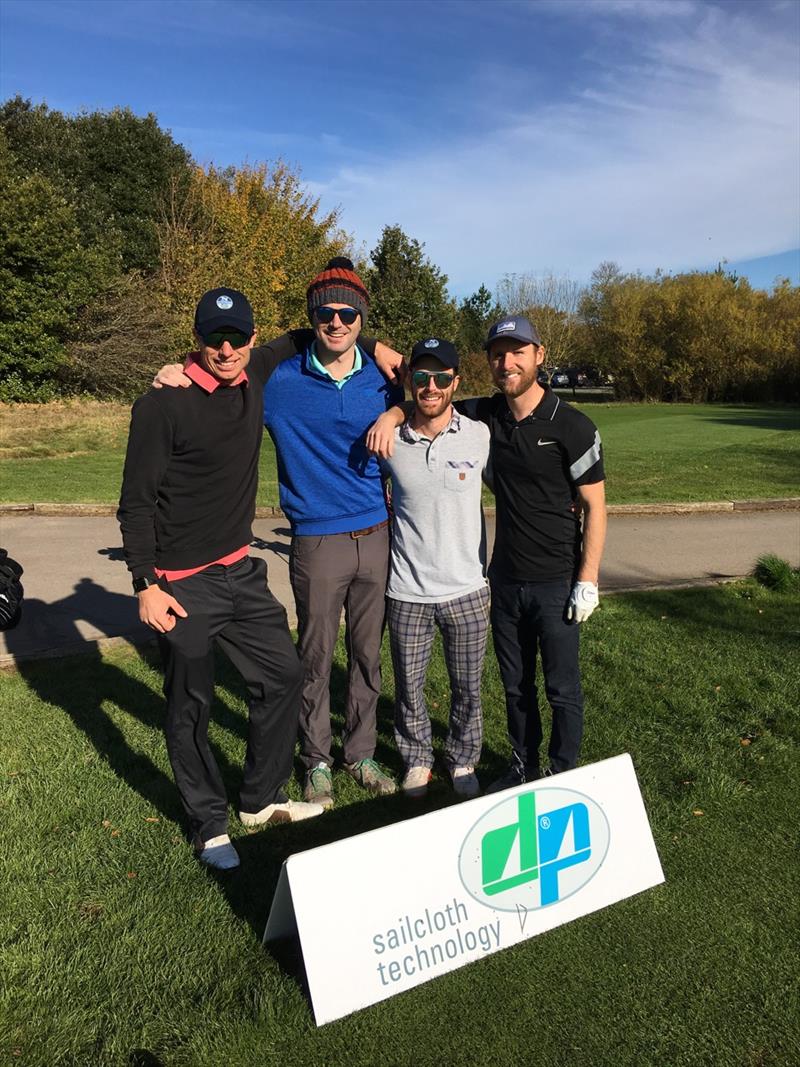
[264,259,403,807]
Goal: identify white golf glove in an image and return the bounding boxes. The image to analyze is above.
[567,581,599,623]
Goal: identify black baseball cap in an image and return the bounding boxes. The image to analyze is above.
[409,337,459,371]
[484,315,543,351]
[194,288,254,339]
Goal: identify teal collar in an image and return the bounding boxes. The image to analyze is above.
[308,342,362,389]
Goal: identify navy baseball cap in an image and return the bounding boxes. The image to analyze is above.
[194,288,254,339]
[484,315,543,351]
[409,337,459,371]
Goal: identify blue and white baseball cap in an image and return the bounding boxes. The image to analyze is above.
[484,315,543,351]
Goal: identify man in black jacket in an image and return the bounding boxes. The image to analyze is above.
[118,288,324,871]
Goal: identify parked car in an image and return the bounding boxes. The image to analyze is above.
[537,368,550,386]
[550,368,570,387]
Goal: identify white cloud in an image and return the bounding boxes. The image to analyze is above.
[533,0,698,19]
[307,2,800,295]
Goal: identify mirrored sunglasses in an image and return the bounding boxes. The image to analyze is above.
[411,369,456,389]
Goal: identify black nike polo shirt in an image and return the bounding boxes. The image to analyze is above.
[458,388,604,581]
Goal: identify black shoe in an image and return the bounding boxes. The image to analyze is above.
[485,755,539,795]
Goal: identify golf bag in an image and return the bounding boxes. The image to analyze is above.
[0,548,24,630]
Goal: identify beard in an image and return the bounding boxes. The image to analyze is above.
[414,392,451,419]
[493,366,538,398]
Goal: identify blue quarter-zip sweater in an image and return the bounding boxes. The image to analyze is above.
[263,346,403,535]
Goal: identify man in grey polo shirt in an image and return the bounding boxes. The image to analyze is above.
[380,338,491,799]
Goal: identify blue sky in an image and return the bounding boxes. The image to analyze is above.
[1,0,798,298]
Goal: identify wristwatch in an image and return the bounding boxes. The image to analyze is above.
[132,575,157,594]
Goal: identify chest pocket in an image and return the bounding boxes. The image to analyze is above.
[444,462,480,493]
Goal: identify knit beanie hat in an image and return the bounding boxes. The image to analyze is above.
[306,256,369,327]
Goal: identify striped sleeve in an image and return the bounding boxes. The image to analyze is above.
[566,420,604,485]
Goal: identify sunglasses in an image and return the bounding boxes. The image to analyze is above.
[203,329,251,349]
[314,306,360,326]
[411,369,456,389]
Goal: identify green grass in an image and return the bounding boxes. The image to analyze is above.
[2,581,799,1066]
[1,401,798,506]
[589,403,800,504]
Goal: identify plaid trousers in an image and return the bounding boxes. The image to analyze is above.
[387,585,490,769]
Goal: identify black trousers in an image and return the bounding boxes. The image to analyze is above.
[158,556,302,846]
[490,575,584,773]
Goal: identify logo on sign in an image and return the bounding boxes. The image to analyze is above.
[458,788,610,911]
[216,294,234,309]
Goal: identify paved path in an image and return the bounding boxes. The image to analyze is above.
[1,510,798,665]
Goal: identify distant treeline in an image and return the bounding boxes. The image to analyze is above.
[2,96,797,403]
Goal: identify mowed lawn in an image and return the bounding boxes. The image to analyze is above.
[2,580,798,1066]
[0,399,798,506]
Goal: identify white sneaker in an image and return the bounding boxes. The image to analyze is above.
[401,766,433,797]
[450,765,481,799]
[198,834,240,870]
[238,799,324,826]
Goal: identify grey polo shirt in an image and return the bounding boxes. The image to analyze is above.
[380,410,491,603]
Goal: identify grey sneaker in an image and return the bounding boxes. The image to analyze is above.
[198,834,240,871]
[450,765,481,799]
[238,799,324,826]
[304,763,334,809]
[401,766,433,798]
[344,757,397,796]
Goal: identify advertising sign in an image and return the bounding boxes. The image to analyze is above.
[264,753,664,1025]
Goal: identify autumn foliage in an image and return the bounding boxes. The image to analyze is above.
[1,96,797,403]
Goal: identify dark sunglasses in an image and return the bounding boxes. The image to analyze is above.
[411,369,456,389]
[203,329,251,349]
[314,306,360,326]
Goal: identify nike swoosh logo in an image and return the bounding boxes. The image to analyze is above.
[537,439,556,446]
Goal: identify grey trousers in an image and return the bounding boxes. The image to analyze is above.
[290,524,389,770]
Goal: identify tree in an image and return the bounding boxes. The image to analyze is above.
[576,263,796,402]
[158,161,348,348]
[456,284,501,354]
[0,96,191,271]
[64,272,182,399]
[0,133,116,400]
[759,279,800,402]
[365,225,457,355]
[495,272,583,370]
[579,266,668,400]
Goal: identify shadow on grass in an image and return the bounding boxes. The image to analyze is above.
[7,582,507,1012]
[11,631,184,827]
[617,583,800,645]
[128,1051,165,1067]
[700,406,800,431]
[5,590,281,833]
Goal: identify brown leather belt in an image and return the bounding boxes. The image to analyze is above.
[350,518,389,539]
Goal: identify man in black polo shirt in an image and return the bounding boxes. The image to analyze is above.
[366,314,607,790]
[473,316,607,791]
[118,288,324,872]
